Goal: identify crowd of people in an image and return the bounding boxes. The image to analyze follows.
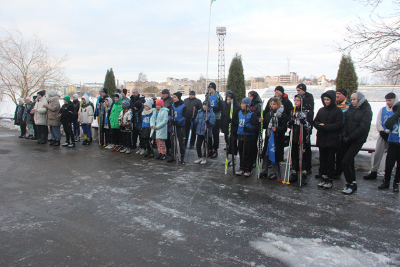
[13,83,400,194]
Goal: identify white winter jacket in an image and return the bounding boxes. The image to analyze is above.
[78,96,94,124]
[33,97,48,126]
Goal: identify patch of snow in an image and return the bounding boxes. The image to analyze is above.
[251,232,394,267]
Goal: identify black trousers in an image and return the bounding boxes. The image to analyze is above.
[20,122,26,136]
[171,126,186,160]
[33,122,37,138]
[211,119,220,150]
[62,122,74,144]
[143,138,153,152]
[111,129,122,145]
[104,128,111,144]
[384,143,400,184]
[224,132,238,155]
[132,128,140,149]
[122,132,131,148]
[291,142,310,172]
[196,135,212,158]
[334,142,343,175]
[185,121,197,147]
[36,125,48,142]
[342,142,363,184]
[166,132,171,154]
[319,147,336,177]
[238,134,256,171]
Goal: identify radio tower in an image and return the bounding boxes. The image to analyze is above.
[216,27,226,92]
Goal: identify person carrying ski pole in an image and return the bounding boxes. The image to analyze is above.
[168,92,187,163]
[221,92,240,167]
[287,94,313,185]
[193,101,215,165]
[236,97,258,177]
[259,97,288,179]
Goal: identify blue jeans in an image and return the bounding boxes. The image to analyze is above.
[49,126,61,141]
[81,124,91,138]
[73,119,80,136]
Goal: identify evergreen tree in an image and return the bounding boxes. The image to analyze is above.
[336,54,358,100]
[103,68,116,95]
[226,53,246,103]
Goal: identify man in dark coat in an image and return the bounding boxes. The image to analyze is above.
[296,83,314,174]
[129,89,146,148]
[14,98,26,138]
[24,97,35,139]
[183,91,202,148]
[313,90,343,189]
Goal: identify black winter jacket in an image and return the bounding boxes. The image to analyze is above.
[249,92,263,118]
[59,102,74,124]
[183,97,202,120]
[262,107,288,162]
[342,91,372,144]
[72,99,80,120]
[313,90,343,148]
[221,93,240,135]
[267,93,293,119]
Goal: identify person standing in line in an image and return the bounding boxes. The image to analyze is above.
[78,95,94,145]
[296,83,314,175]
[167,92,187,163]
[313,90,343,189]
[267,86,293,118]
[31,90,48,144]
[110,94,123,151]
[341,91,372,195]
[59,96,75,148]
[14,98,26,138]
[133,101,145,155]
[151,99,169,160]
[236,97,259,177]
[72,94,81,142]
[183,91,202,149]
[118,99,133,154]
[103,97,114,149]
[205,82,224,158]
[44,90,61,146]
[378,100,400,192]
[364,92,397,180]
[161,89,174,156]
[141,101,154,157]
[24,97,35,139]
[193,101,215,165]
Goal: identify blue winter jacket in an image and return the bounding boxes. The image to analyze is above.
[150,107,169,140]
[194,108,215,137]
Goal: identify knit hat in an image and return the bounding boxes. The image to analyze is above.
[242,97,251,106]
[173,92,182,100]
[144,101,153,109]
[48,89,57,97]
[37,90,45,97]
[133,100,142,110]
[122,89,128,95]
[296,83,307,92]
[73,93,79,99]
[337,88,348,97]
[63,96,70,102]
[115,89,122,94]
[101,88,108,94]
[156,99,164,107]
[189,91,196,96]
[122,99,130,108]
[385,92,396,99]
[275,86,284,94]
[202,100,210,108]
[56,91,62,97]
[208,82,216,90]
[226,90,233,94]
[161,89,170,95]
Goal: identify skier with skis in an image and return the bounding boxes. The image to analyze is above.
[221,92,240,167]
[313,90,343,189]
[236,97,259,177]
[194,101,215,165]
[259,97,288,179]
[287,94,313,185]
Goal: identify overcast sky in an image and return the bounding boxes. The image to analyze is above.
[1,0,396,84]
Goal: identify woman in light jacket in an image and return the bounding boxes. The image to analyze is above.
[78,95,94,145]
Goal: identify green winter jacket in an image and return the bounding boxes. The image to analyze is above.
[110,100,122,129]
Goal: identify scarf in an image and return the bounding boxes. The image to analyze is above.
[267,105,284,136]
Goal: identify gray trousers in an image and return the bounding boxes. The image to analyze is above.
[261,155,280,176]
[372,135,388,172]
[27,123,34,136]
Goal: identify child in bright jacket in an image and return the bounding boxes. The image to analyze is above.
[78,95,94,145]
[110,94,123,151]
[103,97,114,149]
[193,101,215,165]
[150,99,169,160]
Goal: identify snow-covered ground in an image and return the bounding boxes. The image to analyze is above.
[1,86,399,171]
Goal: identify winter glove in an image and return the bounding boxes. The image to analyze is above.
[342,136,350,144]
[190,117,195,122]
[206,120,210,125]
[172,120,179,126]
[379,131,389,141]
[299,118,306,125]
[243,125,249,132]
[168,118,173,124]
[287,120,294,128]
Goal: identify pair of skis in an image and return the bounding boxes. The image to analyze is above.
[170,108,181,164]
[257,101,264,179]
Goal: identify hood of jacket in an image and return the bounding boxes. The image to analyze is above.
[173,100,184,108]
[321,90,337,109]
[226,92,240,108]
[251,92,262,105]
[392,100,400,112]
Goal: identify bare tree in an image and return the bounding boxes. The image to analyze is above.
[135,72,148,93]
[143,86,161,98]
[0,28,68,104]
[338,1,400,78]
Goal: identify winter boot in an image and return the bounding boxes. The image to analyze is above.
[363,171,377,180]
[160,154,167,160]
[120,147,127,153]
[167,155,175,163]
[62,142,70,147]
[268,174,278,180]
[301,170,308,186]
[200,157,207,165]
[143,151,149,157]
[259,170,268,178]
[393,183,399,193]
[155,153,162,159]
[342,183,357,194]
[68,143,75,148]
[194,158,202,164]
[289,171,298,183]
[323,179,333,189]
[125,148,131,154]
[82,139,88,145]
[210,150,218,158]
[236,170,245,176]
[148,151,154,158]
[378,181,390,190]
[53,140,60,146]
[48,139,55,146]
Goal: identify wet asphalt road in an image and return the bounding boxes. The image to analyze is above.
[0,126,399,266]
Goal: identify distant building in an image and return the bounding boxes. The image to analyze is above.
[279,75,291,85]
